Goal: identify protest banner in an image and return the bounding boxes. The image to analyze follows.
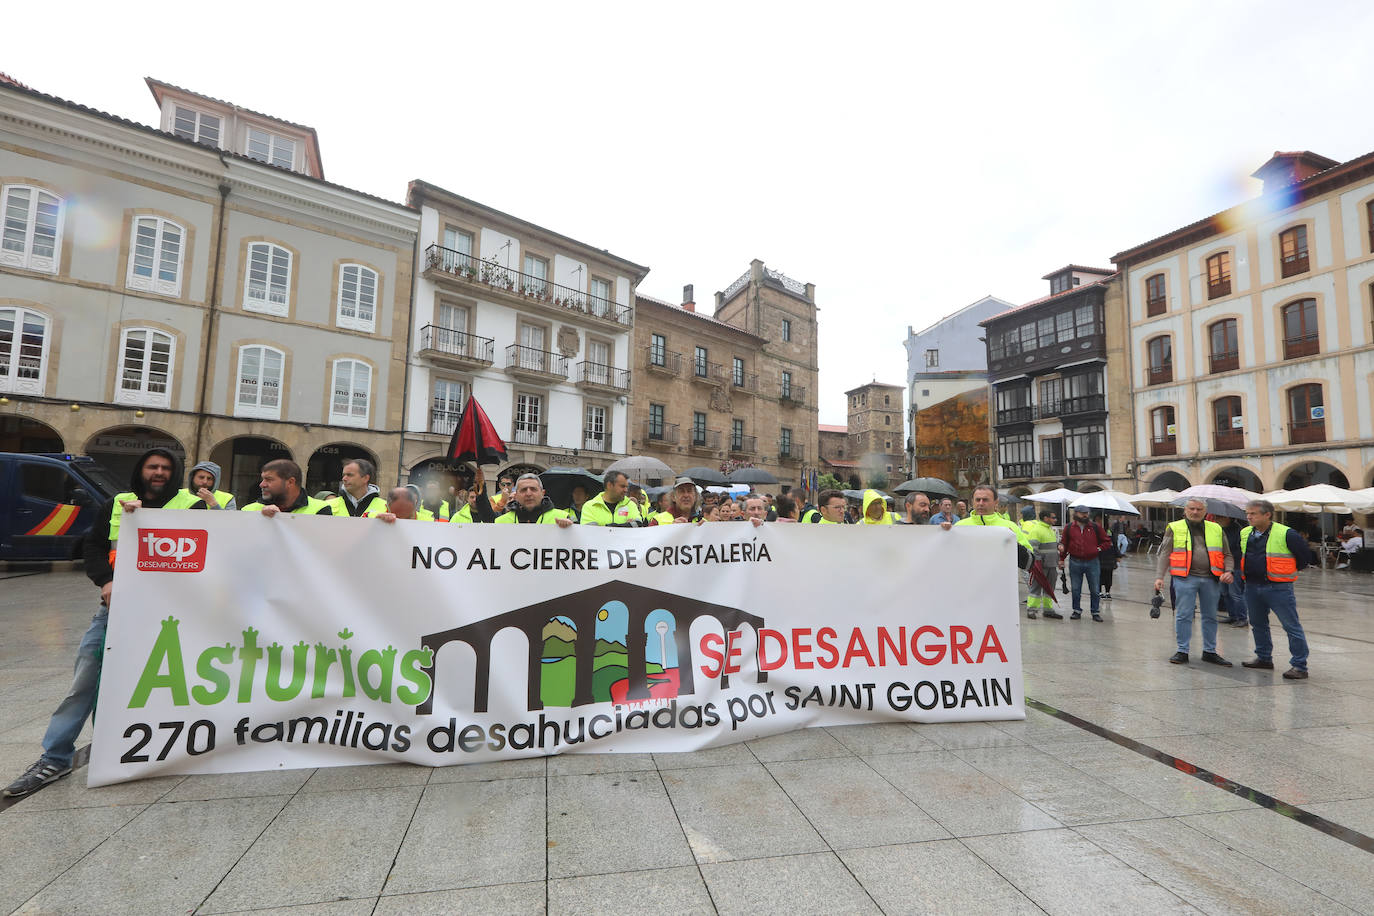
[89,511,1024,786]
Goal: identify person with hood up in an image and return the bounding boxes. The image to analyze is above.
[167,460,236,510]
[330,459,387,518]
[580,470,644,527]
[4,447,181,798]
[861,489,896,524]
[494,473,575,526]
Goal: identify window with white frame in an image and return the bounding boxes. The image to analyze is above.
[585,403,607,450]
[235,345,284,419]
[523,255,548,297]
[1,185,62,273]
[431,378,466,435]
[590,277,612,316]
[127,216,185,296]
[329,359,371,426]
[514,392,543,445]
[337,264,378,332]
[0,306,49,394]
[116,328,174,407]
[246,127,296,170]
[244,243,291,315]
[586,338,611,386]
[172,107,220,147]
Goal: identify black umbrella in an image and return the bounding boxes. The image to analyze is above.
[681,466,727,485]
[728,467,778,485]
[894,477,957,498]
[446,395,508,466]
[539,467,603,510]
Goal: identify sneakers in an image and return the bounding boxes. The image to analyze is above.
[1092,614,1104,622]
[1242,658,1274,670]
[2,759,72,798]
[1229,619,1250,628]
[1282,668,1309,680]
[1026,609,1038,620]
[1169,651,1189,664]
[1043,610,1064,620]
[1201,651,1233,667]
[1070,611,1082,620]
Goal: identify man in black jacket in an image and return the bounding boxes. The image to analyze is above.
[3,447,180,797]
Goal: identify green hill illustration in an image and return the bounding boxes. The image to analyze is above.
[539,622,662,706]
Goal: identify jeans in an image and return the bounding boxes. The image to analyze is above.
[40,605,107,768]
[1173,575,1220,654]
[1223,577,1247,623]
[1245,581,1308,670]
[1068,557,1101,614]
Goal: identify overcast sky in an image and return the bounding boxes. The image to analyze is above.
[8,1,1372,424]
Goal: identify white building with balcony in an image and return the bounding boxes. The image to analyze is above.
[402,180,648,486]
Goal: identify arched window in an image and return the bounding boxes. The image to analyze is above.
[0,306,50,394]
[116,327,174,407]
[1145,273,1166,316]
[1146,335,1172,384]
[337,264,378,332]
[1150,406,1176,456]
[1206,251,1231,299]
[127,216,185,296]
[0,184,62,273]
[1213,396,1243,451]
[1287,384,1324,444]
[1281,299,1318,359]
[236,345,285,419]
[1279,226,1309,277]
[244,243,292,315]
[1208,319,1238,373]
[329,358,371,426]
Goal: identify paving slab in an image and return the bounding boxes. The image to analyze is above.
[548,865,715,915]
[546,771,693,878]
[864,750,1063,837]
[373,882,544,915]
[839,839,1042,915]
[0,804,144,914]
[660,762,826,863]
[764,756,948,848]
[700,851,879,916]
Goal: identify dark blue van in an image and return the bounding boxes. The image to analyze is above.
[0,453,122,561]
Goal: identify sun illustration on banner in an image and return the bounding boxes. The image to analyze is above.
[539,601,681,707]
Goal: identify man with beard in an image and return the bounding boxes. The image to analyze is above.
[494,474,575,526]
[167,460,237,511]
[241,459,335,516]
[4,448,181,797]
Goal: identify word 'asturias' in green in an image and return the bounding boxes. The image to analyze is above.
[128,617,434,708]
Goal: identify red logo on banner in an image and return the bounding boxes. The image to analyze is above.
[136,529,208,572]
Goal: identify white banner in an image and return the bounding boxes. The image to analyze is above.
[90,512,1024,786]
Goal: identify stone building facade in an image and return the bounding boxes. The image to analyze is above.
[0,77,416,500]
[843,381,905,488]
[629,260,819,491]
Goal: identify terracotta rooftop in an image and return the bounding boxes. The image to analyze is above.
[634,293,766,342]
[978,275,1116,326]
[818,424,848,434]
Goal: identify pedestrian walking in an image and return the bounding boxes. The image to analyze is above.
[1154,497,1235,666]
[3,447,181,798]
[1059,506,1111,621]
[1095,513,1119,600]
[1239,499,1314,679]
[1022,507,1063,620]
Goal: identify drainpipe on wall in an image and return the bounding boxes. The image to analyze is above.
[396,231,419,483]
[192,166,231,464]
[1121,262,1140,492]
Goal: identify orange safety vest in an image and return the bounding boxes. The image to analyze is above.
[1167,519,1226,577]
[1239,521,1299,583]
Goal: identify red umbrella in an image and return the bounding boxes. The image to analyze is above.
[1029,559,1059,605]
[447,395,508,466]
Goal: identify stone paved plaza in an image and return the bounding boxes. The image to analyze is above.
[3,556,1374,915]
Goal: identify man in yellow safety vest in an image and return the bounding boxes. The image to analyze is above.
[1154,497,1235,667]
[1239,498,1315,680]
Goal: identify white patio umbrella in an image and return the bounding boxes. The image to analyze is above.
[1125,489,1180,506]
[1025,487,1079,503]
[1069,491,1140,515]
[1262,486,1356,514]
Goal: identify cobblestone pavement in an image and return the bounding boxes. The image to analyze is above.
[3,557,1374,915]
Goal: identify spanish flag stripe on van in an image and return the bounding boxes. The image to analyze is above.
[24,504,80,536]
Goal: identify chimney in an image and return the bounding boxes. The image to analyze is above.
[682,284,695,313]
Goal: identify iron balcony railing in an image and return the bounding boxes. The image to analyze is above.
[1209,350,1239,373]
[729,434,757,454]
[645,347,682,375]
[645,421,680,445]
[1033,459,1065,477]
[1034,402,1062,420]
[690,428,721,450]
[995,406,1033,425]
[731,371,758,392]
[778,442,805,461]
[1147,364,1173,385]
[1214,429,1244,451]
[583,430,612,452]
[1062,394,1105,416]
[780,382,806,404]
[1283,333,1319,360]
[512,422,547,446]
[424,244,632,325]
[1000,462,1033,479]
[577,361,629,391]
[505,344,570,378]
[1289,417,1326,445]
[419,325,495,362]
[1150,436,1178,457]
[693,359,725,384]
[1068,457,1106,475]
[430,409,460,436]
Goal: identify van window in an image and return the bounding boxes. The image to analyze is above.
[21,464,79,504]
